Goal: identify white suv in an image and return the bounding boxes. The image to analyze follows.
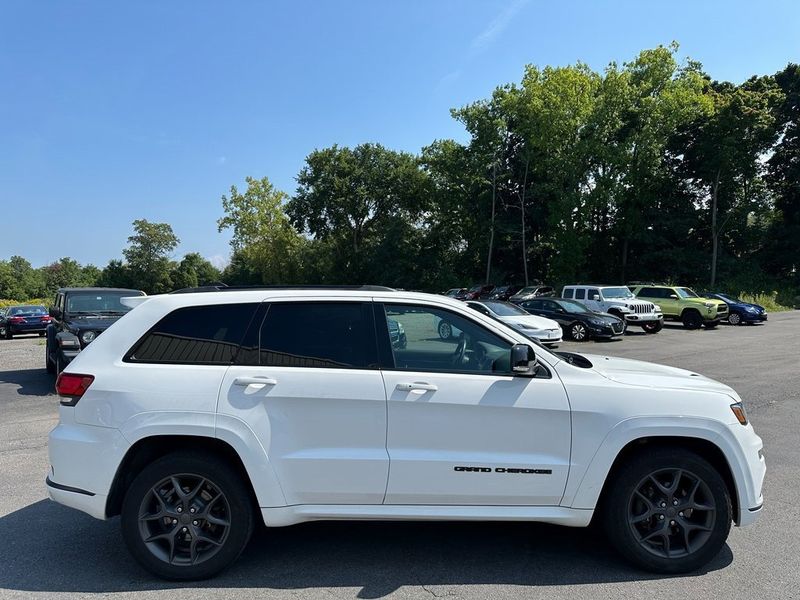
[562,285,664,333]
[47,286,764,579]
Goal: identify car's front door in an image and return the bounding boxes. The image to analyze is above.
[218,299,389,505]
[376,302,571,506]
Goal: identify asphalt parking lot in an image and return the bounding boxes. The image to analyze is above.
[1,314,798,600]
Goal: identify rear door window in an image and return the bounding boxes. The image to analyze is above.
[256,302,377,369]
[575,288,586,300]
[126,303,259,364]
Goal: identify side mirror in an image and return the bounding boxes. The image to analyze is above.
[49,307,62,319]
[511,343,538,375]
[591,294,600,301]
[669,294,678,300]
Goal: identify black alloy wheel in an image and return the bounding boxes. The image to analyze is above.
[602,447,731,573]
[121,451,254,580]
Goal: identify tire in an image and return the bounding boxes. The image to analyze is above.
[569,322,588,341]
[438,321,453,340]
[728,312,742,326]
[642,321,663,334]
[39,331,46,337]
[681,310,703,330]
[4,328,12,340]
[0,325,6,338]
[601,447,732,574]
[45,341,55,374]
[121,451,255,581]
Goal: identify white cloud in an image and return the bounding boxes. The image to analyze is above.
[471,0,530,53]
[208,254,229,270]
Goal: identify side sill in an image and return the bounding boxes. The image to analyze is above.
[260,505,593,528]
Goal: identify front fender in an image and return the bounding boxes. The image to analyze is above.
[564,416,763,523]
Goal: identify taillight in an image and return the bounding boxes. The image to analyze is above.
[9,317,25,323]
[55,373,94,406]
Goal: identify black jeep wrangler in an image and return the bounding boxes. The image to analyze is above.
[46,287,145,374]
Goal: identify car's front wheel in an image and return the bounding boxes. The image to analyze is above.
[602,447,732,573]
[121,451,254,580]
[438,321,453,340]
[728,312,742,326]
[681,310,703,330]
[641,321,663,334]
[569,322,588,341]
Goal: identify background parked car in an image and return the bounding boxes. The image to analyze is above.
[520,297,625,341]
[465,300,562,346]
[562,284,663,333]
[508,285,556,303]
[464,284,495,300]
[441,287,468,300]
[631,285,728,329]
[486,285,523,301]
[703,292,768,325]
[0,305,50,339]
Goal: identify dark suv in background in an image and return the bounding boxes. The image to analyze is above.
[46,287,145,373]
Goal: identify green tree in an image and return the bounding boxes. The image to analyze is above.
[0,256,45,300]
[217,176,304,284]
[122,219,180,294]
[171,253,221,289]
[41,257,99,296]
[287,144,431,283]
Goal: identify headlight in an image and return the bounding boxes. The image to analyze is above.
[704,302,714,308]
[81,331,96,344]
[653,304,662,312]
[745,306,758,313]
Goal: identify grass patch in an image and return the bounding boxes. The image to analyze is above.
[739,291,794,312]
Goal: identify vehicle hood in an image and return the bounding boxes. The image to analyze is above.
[591,312,623,323]
[65,316,125,331]
[499,314,560,330]
[580,353,735,395]
[685,297,726,306]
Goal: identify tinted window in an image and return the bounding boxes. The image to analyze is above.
[522,299,543,310]
[258,302,376,369]
[575,288,586,300]
[562,288,574,299]
[639,287,664,298]
[587,288,600,299]
[128,303,258,364]
[383,304,512,374]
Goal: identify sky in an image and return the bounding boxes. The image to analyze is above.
[1,0,798,269]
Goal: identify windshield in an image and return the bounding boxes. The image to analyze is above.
[482,301,528,316]
[8,305,46,316]
[560,300,592,314]
[66,292,136,314]
[517,287,536,295]
[676,287,699,299]
[601,287,634,299]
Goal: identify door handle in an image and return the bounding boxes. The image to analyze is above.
[233,376,277,387]
[396,382,438,392]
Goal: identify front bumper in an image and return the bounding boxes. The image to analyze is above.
[623,313,663,324]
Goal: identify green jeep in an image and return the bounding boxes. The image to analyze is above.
[630,285,728,329]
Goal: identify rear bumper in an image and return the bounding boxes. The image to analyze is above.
[47,413,130,520]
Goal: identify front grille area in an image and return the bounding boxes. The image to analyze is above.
[611,323,624,334]
[717,304,728,314]
[631,303,653,314]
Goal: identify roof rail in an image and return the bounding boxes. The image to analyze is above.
[170,284,397,294]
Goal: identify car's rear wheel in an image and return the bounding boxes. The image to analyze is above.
[438,321,453,340]
[569,322,588,341]
[121,451,254,580]
[681,310,703,330]
[602,447,731,573]
[728,312,742,326]
[0,325,6,338]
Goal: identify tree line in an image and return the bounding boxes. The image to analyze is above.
[2,45,798,303]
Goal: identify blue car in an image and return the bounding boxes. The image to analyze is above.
[704,293,768,326]
[0,304,51,338]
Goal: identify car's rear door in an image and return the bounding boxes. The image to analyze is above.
[375,300,571,506]
[218,298,389,505]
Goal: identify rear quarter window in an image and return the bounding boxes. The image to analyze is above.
[126,303,259,364]
[562,288,574,299]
